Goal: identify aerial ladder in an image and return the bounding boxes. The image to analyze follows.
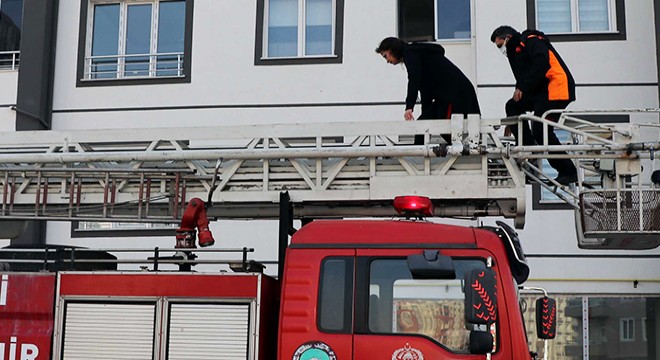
[0,110,658,250]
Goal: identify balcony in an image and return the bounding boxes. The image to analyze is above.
[0,50,19,71]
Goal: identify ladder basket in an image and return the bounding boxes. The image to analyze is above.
[577,189,660,249]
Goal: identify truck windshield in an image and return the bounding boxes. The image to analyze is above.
[368,258,493,353]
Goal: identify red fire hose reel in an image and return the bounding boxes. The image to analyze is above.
[175,197,215,249]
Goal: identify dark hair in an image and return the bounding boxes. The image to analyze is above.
[490,26,518,42]
[375,37,406,60]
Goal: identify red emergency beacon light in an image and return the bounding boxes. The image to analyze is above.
[393,195,434,218]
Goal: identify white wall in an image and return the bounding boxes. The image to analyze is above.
[52,0,476,128]
[0,71,17,131]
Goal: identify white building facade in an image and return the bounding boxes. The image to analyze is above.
[0,0,659,358]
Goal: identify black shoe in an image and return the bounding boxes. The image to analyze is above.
[554,173,577,185]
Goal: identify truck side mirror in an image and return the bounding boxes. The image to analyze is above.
[536,297,557,339]
[406,250,456,279]
[464,268,497,324]
[468,330,493,355]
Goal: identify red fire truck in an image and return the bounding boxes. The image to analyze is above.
[0,196,555,360]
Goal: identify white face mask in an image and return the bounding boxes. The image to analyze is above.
[499,38,509,57]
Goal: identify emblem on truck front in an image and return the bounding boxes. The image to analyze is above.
[292,341,337,360]
[391,343,424,360]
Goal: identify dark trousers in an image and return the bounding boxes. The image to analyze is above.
[505,97,576,175]
[414,100,457,145]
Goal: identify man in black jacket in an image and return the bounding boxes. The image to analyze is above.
[491,26,577,185]
[376,37,481,145]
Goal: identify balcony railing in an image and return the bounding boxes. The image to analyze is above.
[0,51,20,71]
[83,52,184,80]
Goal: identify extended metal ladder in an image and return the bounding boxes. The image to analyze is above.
[0,117,525,225]
[1,112,659,249]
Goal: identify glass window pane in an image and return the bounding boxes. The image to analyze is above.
[521,295,659,359]
[125,4,152,77]
[0,0,23,52]
[158,1,185,53]
[399,0,434,41]
[305,0,332,55]
[436,0,470,40]
[522,295,584,359]
[537,0,572,33]
[369,258,489,352]
[578,0,609,31]
[0,0,23,69]
[91,4,120,79]
[157,0,185,76]
[0,0,23,29]
[268,0,298,57]
[319,257,352,331]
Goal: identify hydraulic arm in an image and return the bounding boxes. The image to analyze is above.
[175,197,215,249]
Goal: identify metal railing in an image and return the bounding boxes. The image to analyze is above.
[0,246,269,273]
[83,52,184,80]
[0,50,19,71]
[580,189,660,233]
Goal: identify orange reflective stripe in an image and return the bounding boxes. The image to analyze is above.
[546,51,569,100]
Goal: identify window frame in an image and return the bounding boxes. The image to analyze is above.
[254,0,344,65]
[526,0,626,42]
[76,0,194,87]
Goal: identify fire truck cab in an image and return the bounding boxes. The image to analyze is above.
[279,197,550,359]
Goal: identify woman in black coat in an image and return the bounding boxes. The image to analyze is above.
[376,37,481,144]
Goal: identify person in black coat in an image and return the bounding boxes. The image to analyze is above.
[376,37,481,144]
[491,25,577,185]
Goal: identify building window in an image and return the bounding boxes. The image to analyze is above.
[398,0,471,42]
[77,0,193,86]
[537,0,615,33]
[527,0,625,42]
[255,0,344,65]
[0,0,23,70]
[620,317,634,342]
